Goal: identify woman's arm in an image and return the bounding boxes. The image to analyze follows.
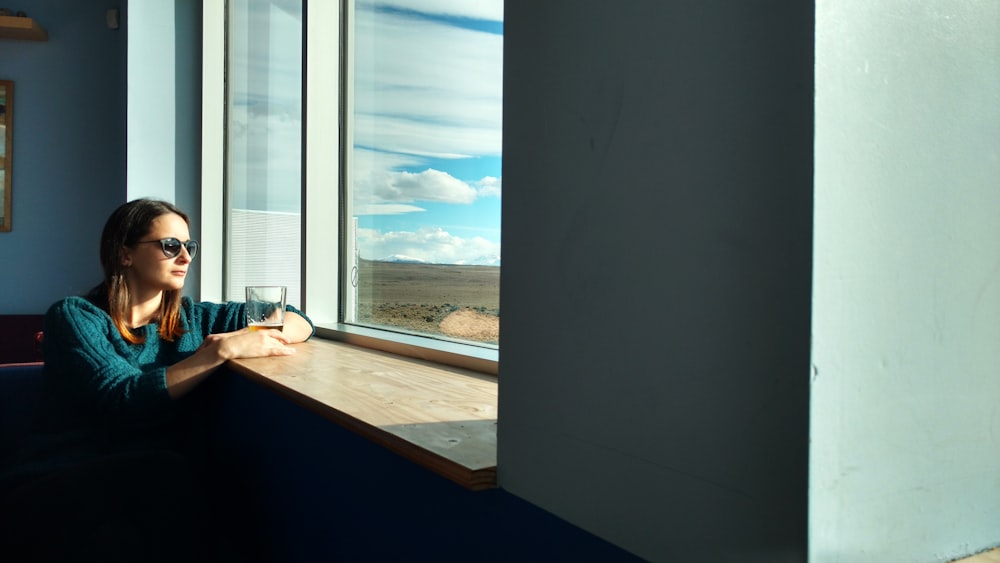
[165,328,296,399]
[166,301,314,398]
[282,310,312,343]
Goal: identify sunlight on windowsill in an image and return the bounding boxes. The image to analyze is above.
[952,547,1000,563]
[226,338,498,490]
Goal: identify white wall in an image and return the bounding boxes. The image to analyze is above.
[127,1,175,202]
[499,2,814,561]
[811,1,1000,561]
[127,0,203,297]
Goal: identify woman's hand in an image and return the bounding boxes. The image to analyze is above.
[166,328,297,398]
[200,327,297,361]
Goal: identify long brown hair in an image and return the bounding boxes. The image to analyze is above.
[88,198,190,344]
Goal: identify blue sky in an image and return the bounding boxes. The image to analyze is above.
[352,0,504,264]
[228,0,502,265]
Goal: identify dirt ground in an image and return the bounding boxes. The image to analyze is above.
[355,260,499,345]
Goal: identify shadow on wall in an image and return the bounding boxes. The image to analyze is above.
[202,372,645,562]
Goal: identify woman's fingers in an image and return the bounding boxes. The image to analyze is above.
[245,330,295,356]
[262,328,292,344]
[211,329,296,359]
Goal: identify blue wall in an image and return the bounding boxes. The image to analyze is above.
[0,0,126,313]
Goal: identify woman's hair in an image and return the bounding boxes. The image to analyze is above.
[87,198,190,344]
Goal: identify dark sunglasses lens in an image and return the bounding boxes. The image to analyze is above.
[161,239,182,257]
[185,241,199,259]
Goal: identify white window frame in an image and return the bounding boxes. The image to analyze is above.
[202,0,498,374]
[201,0,225,304]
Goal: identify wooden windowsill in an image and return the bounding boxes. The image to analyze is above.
[953,547,1000,562]
[226,338,498,490]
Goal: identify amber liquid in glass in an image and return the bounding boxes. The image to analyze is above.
[248,323,283,332]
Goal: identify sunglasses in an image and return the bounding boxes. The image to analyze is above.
[135,237,199,259]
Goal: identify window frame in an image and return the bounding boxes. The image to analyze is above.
[202,0,498,375]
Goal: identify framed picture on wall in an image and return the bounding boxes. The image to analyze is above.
[0,80,11,232]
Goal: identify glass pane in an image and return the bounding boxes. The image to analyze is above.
[227,0,303,305]
[346,1,504,347]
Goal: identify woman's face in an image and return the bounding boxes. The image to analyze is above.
[121,212,193,295]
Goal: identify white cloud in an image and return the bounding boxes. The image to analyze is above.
[475,176,502,198]
[357,226,501,264]
[354,203,426,216]
[353,5,503,160]
[381,169,476,203]
[354,166,501,210]
[353,114,500,159]
[351,146,426,174]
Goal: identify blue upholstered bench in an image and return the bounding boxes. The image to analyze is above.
[0,318,46,458]
[0,362,44,458]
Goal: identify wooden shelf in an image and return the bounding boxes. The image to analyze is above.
[0,15,47,41]
[228,338,499,490]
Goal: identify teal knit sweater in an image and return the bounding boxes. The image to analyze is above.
[36,295,311,431]
[6,295,311,469]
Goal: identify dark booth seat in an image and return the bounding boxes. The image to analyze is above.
[0,315,44,364]
[0,362,44,458]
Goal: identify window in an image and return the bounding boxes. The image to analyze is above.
[220,1,502,365]
[342,1,504,349]
[225,0,303,306]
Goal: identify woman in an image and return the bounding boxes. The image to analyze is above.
[0,198,313,561]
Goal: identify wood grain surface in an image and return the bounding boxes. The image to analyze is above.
[228,338,498,490]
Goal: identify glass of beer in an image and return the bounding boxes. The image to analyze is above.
[245,285,286,331]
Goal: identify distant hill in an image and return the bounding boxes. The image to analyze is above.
[457,254,501,267]
[373,254,501,267]
[377,254,427,264]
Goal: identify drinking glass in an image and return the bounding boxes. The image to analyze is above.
[245,286,287,331]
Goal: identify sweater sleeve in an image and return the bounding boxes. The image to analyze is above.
[42,297,172,422]
[189,298,314,339]
[187,298,246,335]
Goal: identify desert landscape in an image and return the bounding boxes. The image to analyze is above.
[354,259,500,345]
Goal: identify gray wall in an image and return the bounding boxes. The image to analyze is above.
[0,0,202,313]
[811,2,1000,561]
[0,0,126,313]
[498,2,814,561]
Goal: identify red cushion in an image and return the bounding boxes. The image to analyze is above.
[0,316,44,364]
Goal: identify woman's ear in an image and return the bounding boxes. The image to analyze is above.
[120,248,133,267]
